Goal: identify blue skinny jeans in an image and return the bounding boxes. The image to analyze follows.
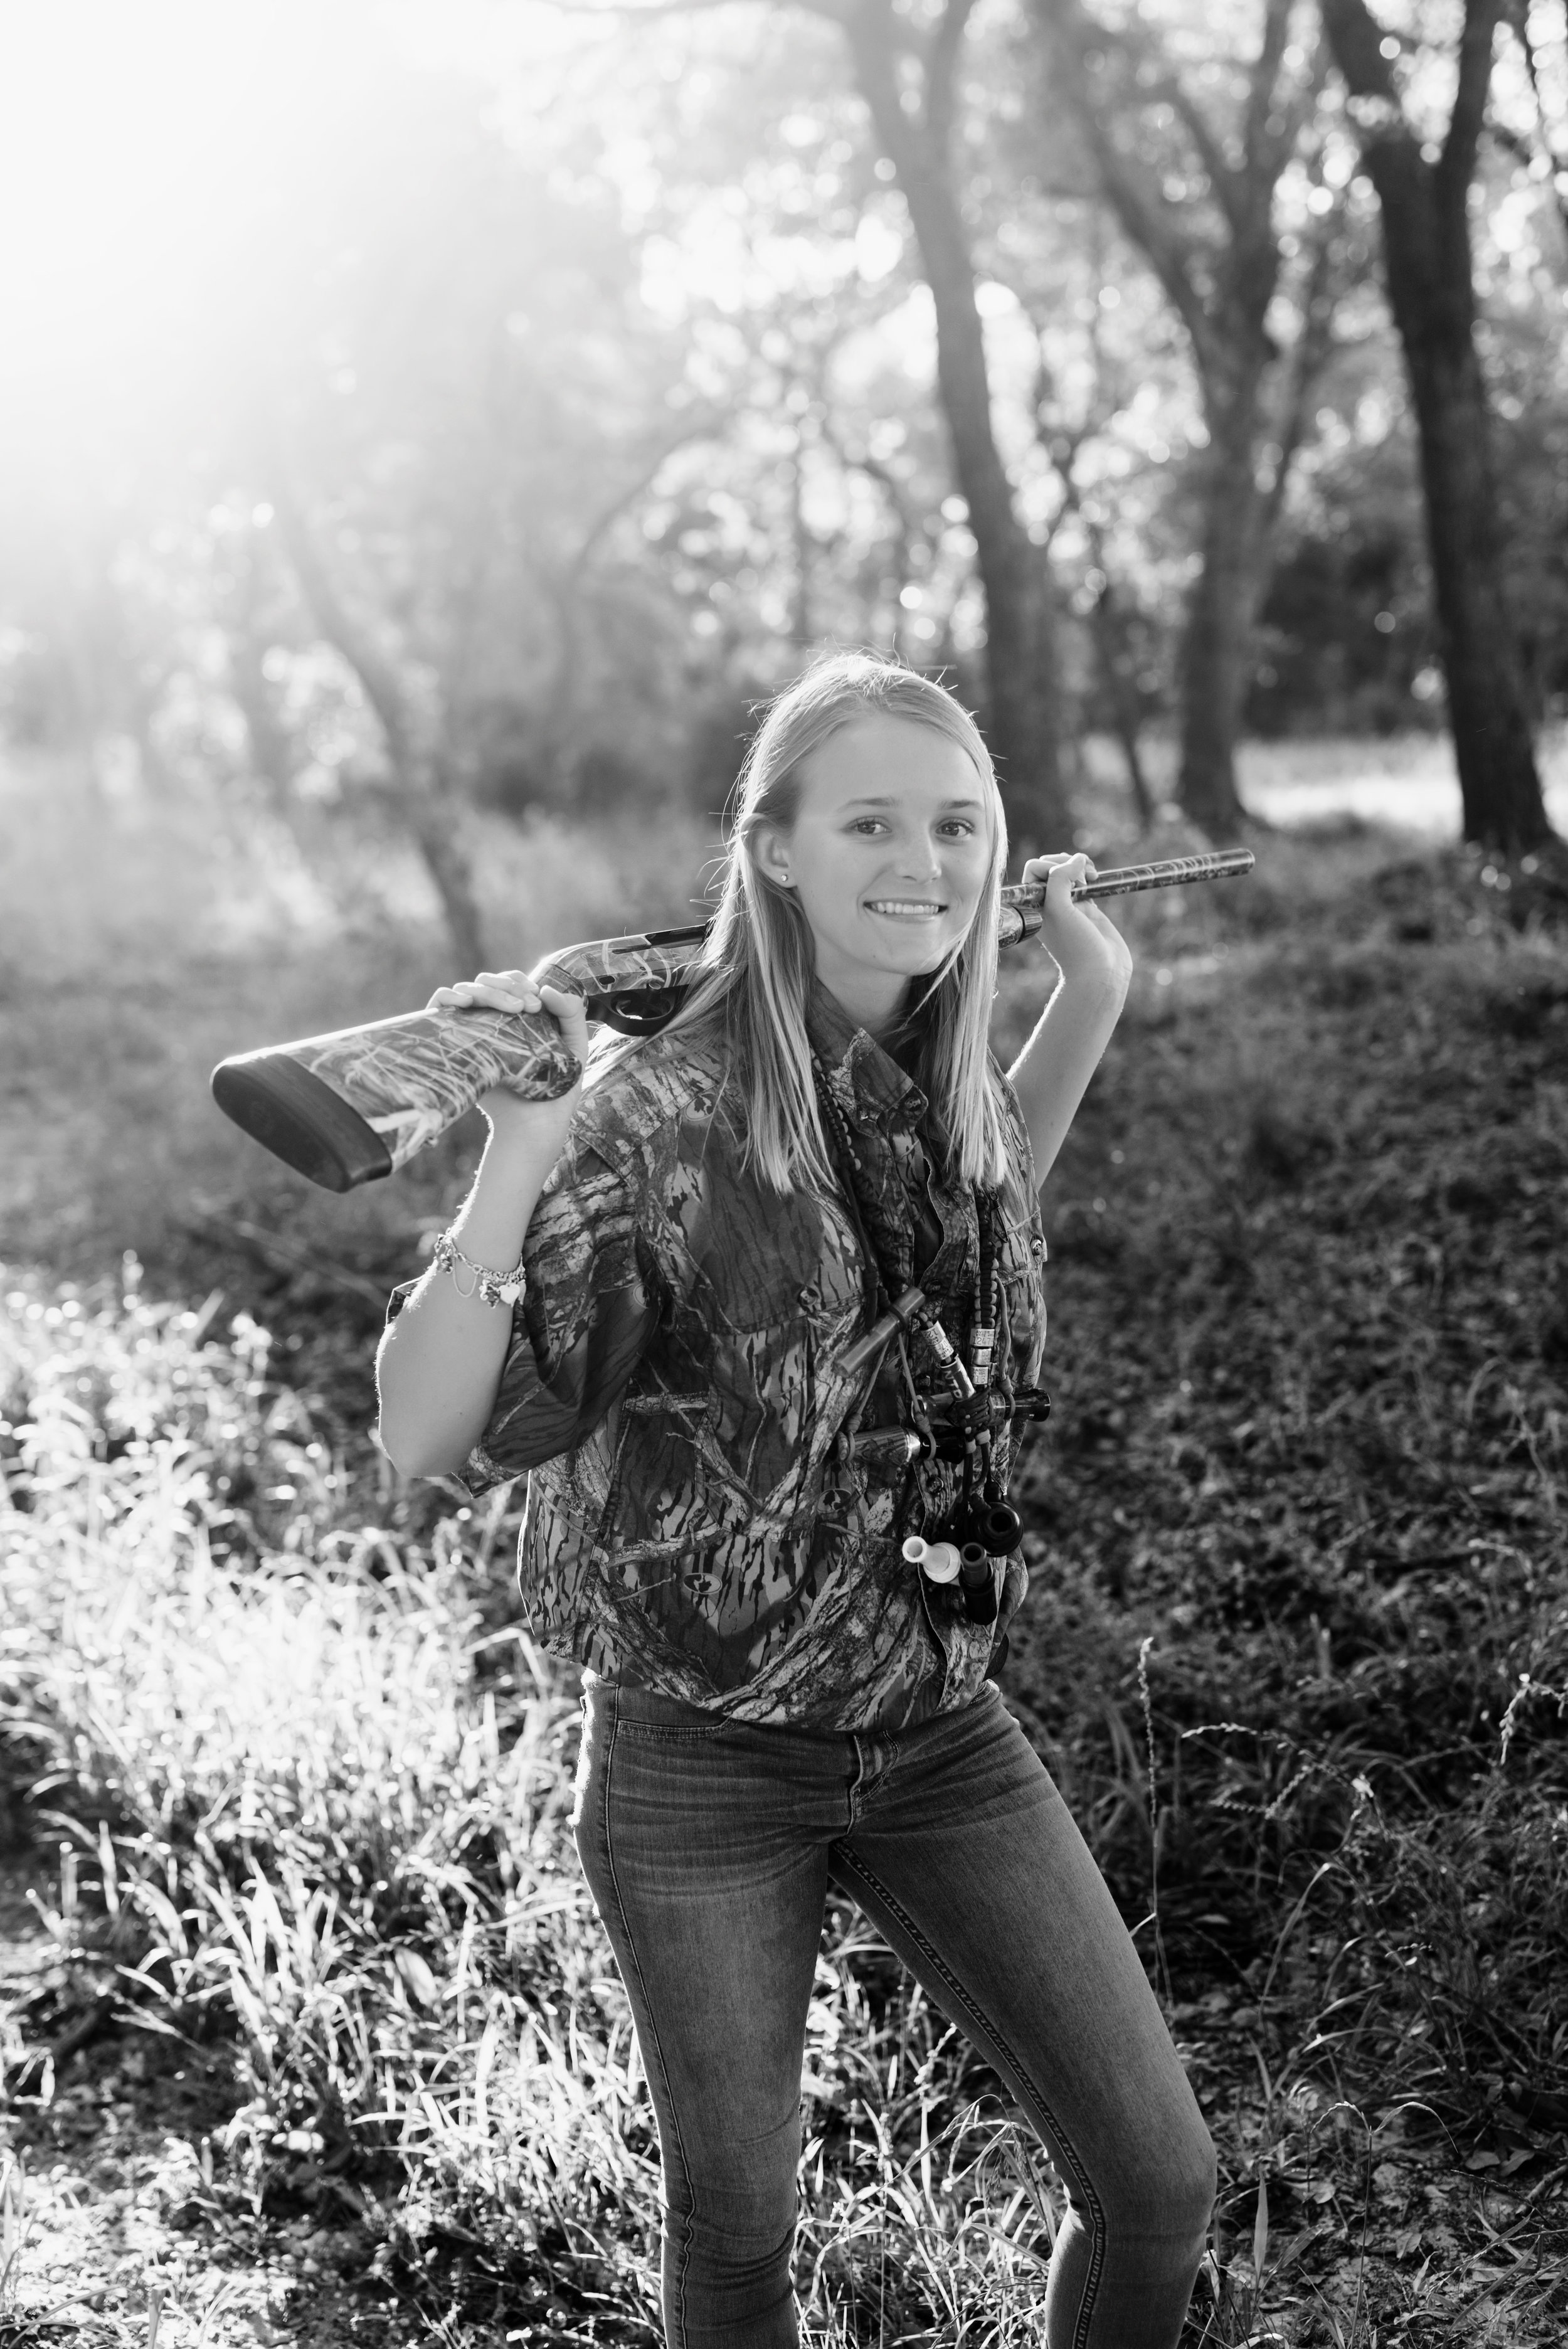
[572,1678,1215,2349]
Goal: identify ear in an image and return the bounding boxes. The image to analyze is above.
[753,824,793,888]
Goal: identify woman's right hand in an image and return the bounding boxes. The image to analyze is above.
[427,969,592,1158]
[380,970,590,1477]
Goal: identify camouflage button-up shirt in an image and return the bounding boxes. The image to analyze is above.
[460,984,1048,1730]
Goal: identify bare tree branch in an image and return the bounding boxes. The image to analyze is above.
[545,0,765,18]
[1032,0,1222,376]
[265,452,487,967]
[926,0,980,151]
[1318,0,1406,114]
[1241,0,1296,185]
[831,0,1067,835]
[268,475,421,777]
[564,414,726,586]
[1443,0,1505,192]
[1261,200,1347,544]
[1034,0,1335,830]
[1506,0,1568,236]
[1162,77,1244,229]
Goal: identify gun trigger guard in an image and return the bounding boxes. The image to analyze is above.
[591,987,692,1036]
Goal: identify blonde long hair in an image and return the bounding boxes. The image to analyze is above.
[599,651,1011,1195]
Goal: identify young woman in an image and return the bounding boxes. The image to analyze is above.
[377,654,1215,2349]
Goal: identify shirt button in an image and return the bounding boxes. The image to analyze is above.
[798,1283,822,1310]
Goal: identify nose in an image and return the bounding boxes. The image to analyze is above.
[897,829,942,881]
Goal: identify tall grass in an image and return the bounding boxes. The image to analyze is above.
[5,826,1568,2344]
[1,1268,1084,2341]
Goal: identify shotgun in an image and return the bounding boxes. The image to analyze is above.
[211,848,1254,1191]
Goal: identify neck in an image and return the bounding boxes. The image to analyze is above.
[813,961,912,1044]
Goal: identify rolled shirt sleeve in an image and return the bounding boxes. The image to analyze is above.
[470,1123,661,1484]
[381,1117,662,1492]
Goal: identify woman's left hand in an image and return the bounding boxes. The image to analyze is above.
[1020,853,1134,994]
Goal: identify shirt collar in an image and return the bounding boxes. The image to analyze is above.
[805,977,929,1133]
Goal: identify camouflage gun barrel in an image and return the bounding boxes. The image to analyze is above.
[211,849,1254,1191]
[999,846,1254,943]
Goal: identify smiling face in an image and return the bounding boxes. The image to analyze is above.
[755,713,995,1037]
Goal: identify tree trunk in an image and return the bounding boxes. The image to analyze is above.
[1375,197,1547,851]
[409,758,487,976]
[1086,575,1156,829]
[1322,0,1550,853]
[268,471,490,964]
[225,539,304,824]
[1178,390,1266,834]
[843,1,1071,850]
[1030,0,1333,839]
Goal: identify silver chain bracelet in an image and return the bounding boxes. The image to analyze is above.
[432,1229,526,1310]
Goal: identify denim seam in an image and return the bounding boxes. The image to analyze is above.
[614,1724,727,1744]
[845,1734,891,1827]
[599,1688,697,2348]
[830,1845,1106,2349]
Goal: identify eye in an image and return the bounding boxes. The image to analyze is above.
[938,818,978,837]
[848,817,888,835]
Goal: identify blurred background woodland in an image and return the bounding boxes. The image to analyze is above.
[3,0,1567,973]
[3,4,1568,2345]
[4,0,1568,1266]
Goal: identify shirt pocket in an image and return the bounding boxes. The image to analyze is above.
[608,1386,728,1551]
[690,1263,862,1522]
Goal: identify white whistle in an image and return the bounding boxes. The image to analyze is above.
[903,1535,962,1584]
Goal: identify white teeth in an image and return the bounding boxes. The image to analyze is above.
[867,900,944,915]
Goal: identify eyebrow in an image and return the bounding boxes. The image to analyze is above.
[837,794,986,810]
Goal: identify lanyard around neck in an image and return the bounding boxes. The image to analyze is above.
[810,1049,997,1395]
